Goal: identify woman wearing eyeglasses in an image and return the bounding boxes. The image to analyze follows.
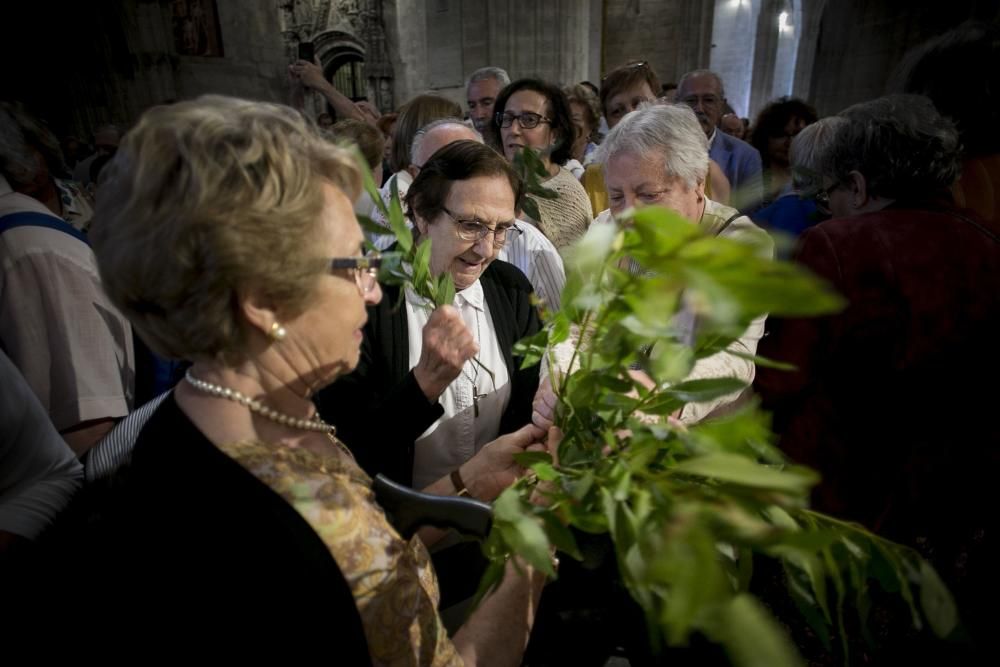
[317,139,542,495]
[487,78,592,250]
[78,98,550,663]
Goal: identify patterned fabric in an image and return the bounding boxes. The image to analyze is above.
[53,178,94,232]
[218,438,462,667]
[85,391,170,482]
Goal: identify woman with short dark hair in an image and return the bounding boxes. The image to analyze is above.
[487,78,592,249]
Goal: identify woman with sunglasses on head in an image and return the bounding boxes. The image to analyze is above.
[63,97,552,663]
[486,78,592,250]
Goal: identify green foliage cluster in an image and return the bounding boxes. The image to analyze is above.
[489,207,957,666]
[350,148,956,666]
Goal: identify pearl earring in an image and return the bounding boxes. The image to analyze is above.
[269,321,287,342]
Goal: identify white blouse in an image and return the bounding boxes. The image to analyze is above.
[404,280,511,490]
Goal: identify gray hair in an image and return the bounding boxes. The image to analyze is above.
[596,103,709,188]
[677,69,726,98]
[466,66,511,90]
[789,116,848,193]
[410,118,481,165]
[822,94,961,200]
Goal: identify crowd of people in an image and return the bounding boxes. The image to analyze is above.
[1,18,997,666]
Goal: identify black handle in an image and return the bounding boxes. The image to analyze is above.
[372,474,493,540]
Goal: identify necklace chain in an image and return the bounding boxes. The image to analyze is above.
[458,307,482,389]
[184,369,335,434]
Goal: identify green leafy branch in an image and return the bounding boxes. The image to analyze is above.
[510,146,558,223]
[487,205,958,666]
[352,148,495,387]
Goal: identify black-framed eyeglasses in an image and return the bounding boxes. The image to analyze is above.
[495,111,551,129]
[330,253,382,295]
[441,207,522,247]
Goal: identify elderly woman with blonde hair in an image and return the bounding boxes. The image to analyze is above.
[77,95,552,663]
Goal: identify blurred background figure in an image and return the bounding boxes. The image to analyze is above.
[757,95,999,661]
[894,20,1000,225]
[466,66,510,134]
[677,69,763,209]
[563,83,602,176]
[0,103,133,456]
[749,97,818,207]
[752,116,846,255]
[72,124,120,188]
[720,112,746,140]
[324,117,385,216]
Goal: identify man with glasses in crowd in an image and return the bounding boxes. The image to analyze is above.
[677,69,763,209]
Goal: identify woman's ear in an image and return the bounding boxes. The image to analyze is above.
[413,212,429,237]
[237,287,278,339]
[848,170,869,209]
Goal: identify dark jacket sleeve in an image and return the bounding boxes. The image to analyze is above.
[314,287,444,487]
[487,262,542,437]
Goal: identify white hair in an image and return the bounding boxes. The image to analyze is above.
[410,118,481,165]
[789,116,847,192]
[596,103,709,188]
[677,69,726,98]
[466,67,511,91]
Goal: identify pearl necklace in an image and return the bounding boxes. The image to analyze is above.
[184,369,335,434]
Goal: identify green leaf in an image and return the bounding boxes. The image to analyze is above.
[548,313,571,346]
[350,146,387,216]
[512,450,553,467]
[513,328,549,369]
[387,177,412,253]
[541,510,582,560]
[672,453,818,493]
[918,559,959,638]
[709,594,804,667]
[520,196,543,224]
[664,377,747,403]
[493,488,555,576]
[412,239,432,299]
[437,272,455,306]
[357,213,390,238]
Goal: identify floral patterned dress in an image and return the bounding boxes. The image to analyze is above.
[218,438,462,667]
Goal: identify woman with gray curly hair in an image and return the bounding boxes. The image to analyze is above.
[71,95,553,662]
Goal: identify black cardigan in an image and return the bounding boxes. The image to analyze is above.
[315,260,542,487]
[12,394,371,659]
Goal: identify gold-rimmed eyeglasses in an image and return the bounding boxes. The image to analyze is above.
[441,207,522,247]
[330,253,382,295]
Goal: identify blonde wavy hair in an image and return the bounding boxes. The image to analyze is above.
[91,95,362,366]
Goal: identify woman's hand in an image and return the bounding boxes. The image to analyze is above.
[459,424,546,501]
[531,375,558,431]
[413,306,478,402]
[289,59,328,91]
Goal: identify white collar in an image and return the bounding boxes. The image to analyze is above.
[404,275,485,311]
[707,128,718,150]
[0,174,12,197]
[455,278,485,311]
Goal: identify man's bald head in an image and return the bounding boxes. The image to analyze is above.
[410,119,482,172]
